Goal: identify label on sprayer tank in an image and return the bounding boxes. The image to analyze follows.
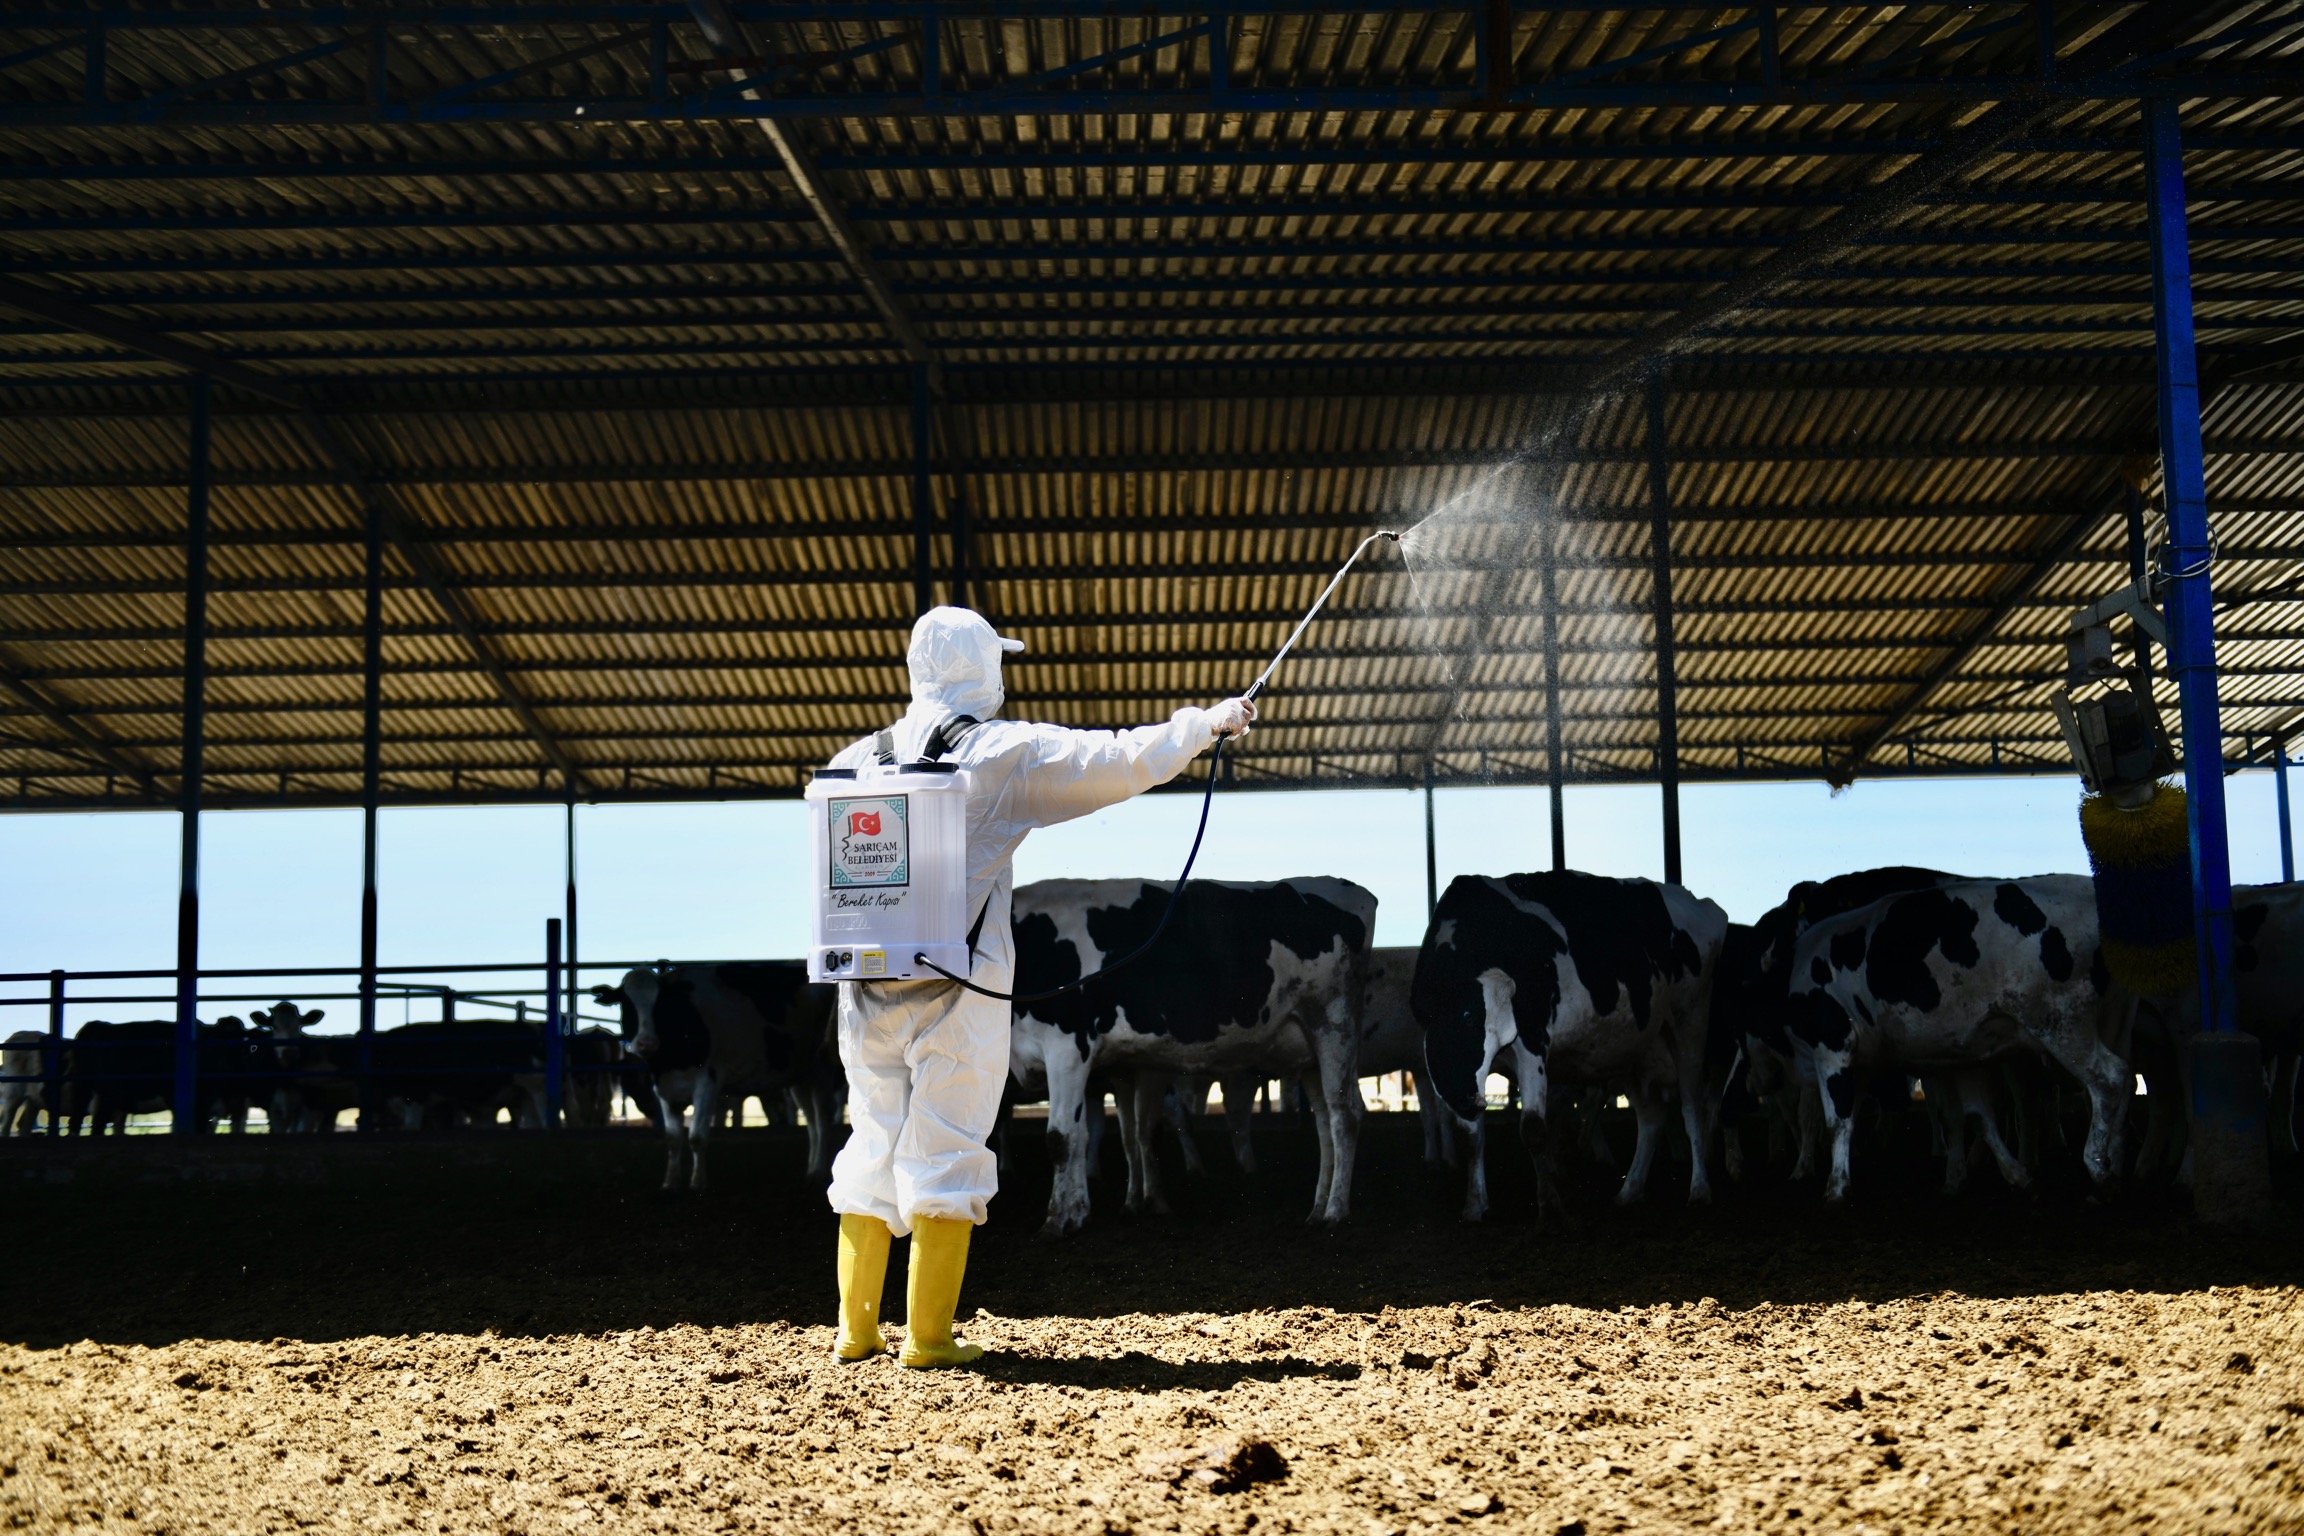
[827,794,910,889]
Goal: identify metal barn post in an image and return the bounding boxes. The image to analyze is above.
[564,793,578,1081]
[544,918,564,1129]
[2144,95,2265,1229]
[46,969,63,1137]
[1424,759,1438,920]
[357,473,383,1131]
[1538,511,1566,871]
[2277,735,2295,884]
[1646,371,1683,886]
[173,377,211,1136]
[911,365,934,617]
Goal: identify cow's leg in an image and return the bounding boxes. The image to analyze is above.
[1617,1087,1670,1205]
[654,1085,685,1191]
[1806,1044,1860,1204]
[1509,1042,1571,1226]
[1309,1018,1362,1226]
[1788,1066,1824,1183]
[1409,1069,1457,1169]
[1580,1095,1616,1173]
[687,1072,718,1191]
[1919,1073,1968,1195]
[1040,1043,1097,1237]
[1302,1068,1338,1221]
[1959,1069,2032,1192]
[2033,1018,2132,1192]
[1111,1076,1152,1215]
[1137,1075,1177,1213]
[1166,1078,1209,1179]
[1220,1074,1260,1174]
[1457,1111,1489,1221]
[2270,1049,2300,1156]
[1676,1046,1717,1206]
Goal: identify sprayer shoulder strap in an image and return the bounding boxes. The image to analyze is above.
[875,714,981,766]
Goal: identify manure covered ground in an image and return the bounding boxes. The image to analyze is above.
[3,1112,2299,1535]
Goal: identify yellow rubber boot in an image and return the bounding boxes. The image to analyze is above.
[898,1215,985,1369]
[833,1213,893,1361]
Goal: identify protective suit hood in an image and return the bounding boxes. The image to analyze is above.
[908,606,1024,720]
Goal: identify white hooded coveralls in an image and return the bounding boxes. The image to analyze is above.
[824,607,1225,1236]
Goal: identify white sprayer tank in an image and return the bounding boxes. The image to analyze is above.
[805,761,971,983]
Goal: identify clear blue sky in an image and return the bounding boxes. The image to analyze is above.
[1,769,2291,1030]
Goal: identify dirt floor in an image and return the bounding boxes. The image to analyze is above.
[3,1112,2300,1534]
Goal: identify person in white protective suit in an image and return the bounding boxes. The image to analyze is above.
[824,606,1254,1368]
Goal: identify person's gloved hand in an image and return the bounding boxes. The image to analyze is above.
[1206,697,1257,740]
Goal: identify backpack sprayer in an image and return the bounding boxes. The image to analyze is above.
[806,530,1402,998]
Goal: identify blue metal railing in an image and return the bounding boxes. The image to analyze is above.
[0,930,708,1136]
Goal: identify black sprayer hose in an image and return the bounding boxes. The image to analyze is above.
[911,734,1229,1004]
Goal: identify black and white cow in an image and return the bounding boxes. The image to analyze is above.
[1358,946,1460,1168]
[1,1031,47,1135]
[2117,879,2304,1177]
[365,1014,554,1130]
[591,963,840,1190]
[1009,877,1375,1235]
[253,1002,353,1133]
[1167,945,1449,1185]
[1413,872,1728,1223]
[1784,875,2130,1202]
[1710,868,1963,1181]
[62,1016,264,1134]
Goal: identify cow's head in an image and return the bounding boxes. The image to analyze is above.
[594,967,663,1058]
[251,1001,324,1068]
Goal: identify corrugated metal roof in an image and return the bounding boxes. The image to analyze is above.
[2,3,2302,807]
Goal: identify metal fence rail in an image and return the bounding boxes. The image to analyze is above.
[0,920,754,1135]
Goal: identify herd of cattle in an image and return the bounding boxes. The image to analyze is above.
[5,867,2298,1232]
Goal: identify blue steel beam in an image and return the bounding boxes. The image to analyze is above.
[2,75,2295,130]
[172,375,209,1137]
[10,128,2304,180]
[2145,95,2238,1040]
[3,274,2293,310]
[12,288,2295,334]
[12,178,2304,238]
[0,345,2180,392]
[12,225,2304,272]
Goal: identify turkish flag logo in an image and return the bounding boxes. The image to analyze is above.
[850,811,882,836]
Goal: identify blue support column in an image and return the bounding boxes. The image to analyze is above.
[2146,95,2269,1230]
[544,918,563,1129]
[1538,513,1566,872]
[2276,735,2295,884]
[46,970,63,1138]
[562,792,578,1125]
[1424,759,1438,921]
[357,479,382,1131]
[173,377,210,1135]
[1646,370,1682,886]
[2143,97,2236,1038]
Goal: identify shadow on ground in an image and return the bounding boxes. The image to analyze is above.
[4,1110,2296,1349]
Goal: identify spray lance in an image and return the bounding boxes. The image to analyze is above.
[878,530,1402,1003]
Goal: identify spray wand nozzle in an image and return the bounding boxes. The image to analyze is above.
[1239,528,1401,705]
